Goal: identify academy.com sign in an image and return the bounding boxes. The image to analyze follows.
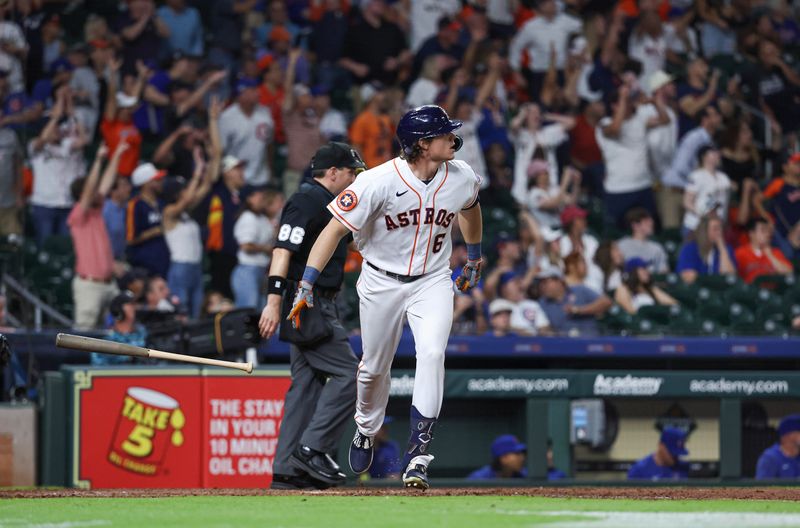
[593,374,664,396]
[389,374,570,396]
[466,376,569,394]
[689,378,789,396]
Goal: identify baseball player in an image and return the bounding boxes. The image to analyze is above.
[258,142,366,490]
[287,105,484,490]
[627,427,690,481]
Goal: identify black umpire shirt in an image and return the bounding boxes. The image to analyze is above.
[275,179,351,290]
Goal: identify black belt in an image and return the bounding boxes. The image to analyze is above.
[366,261,425,283]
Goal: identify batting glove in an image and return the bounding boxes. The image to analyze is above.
[287,281,314,329]
[455,259,482,292]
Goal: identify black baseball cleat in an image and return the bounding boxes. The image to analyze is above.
[270,472,331,490]
[402,455,434,491]
[348,430,374,474]
[290,445,347,486]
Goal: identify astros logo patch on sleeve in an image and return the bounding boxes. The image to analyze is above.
[337,190,358,211]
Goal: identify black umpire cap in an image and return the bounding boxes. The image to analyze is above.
[311,142,366,173]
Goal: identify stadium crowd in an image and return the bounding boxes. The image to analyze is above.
[0,0,800,338]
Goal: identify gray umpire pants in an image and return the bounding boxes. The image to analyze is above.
[273,296,358,476]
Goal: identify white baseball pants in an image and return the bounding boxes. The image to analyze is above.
[354,263,454,436]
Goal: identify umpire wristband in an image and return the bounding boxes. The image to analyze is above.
[267,276,287,295]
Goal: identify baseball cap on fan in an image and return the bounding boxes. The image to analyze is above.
[660,427,689,457]
[221,155,247,173]
[234,76,259,96]
[116,92,139,109]
[360,81,384,103]
[131,163,167,187]
[311,142,367,173]
[649,70,674,93]
[488,299,515,317]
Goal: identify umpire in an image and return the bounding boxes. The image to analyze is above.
[258,142,365,490]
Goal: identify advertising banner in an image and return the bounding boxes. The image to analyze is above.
[69,368,290,489]
[389,370,799,399]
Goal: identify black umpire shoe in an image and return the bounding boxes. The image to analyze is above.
[290,445,347,485]
[270,472,331,490]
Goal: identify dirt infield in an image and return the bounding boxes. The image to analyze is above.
[3,487,800,501]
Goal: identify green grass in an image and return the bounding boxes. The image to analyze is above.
[3,496,800,527]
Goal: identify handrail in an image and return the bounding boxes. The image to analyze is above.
[1,274,73,329]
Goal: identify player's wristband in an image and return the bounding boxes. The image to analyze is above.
[267,276,286,295]
[301,266,321,286]
[466,243,481,261]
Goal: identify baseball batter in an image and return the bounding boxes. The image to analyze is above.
[288,105,483,490]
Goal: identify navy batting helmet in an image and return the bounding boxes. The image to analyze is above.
[396,105,463,156]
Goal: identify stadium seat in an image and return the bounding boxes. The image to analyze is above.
[598,305,635,335]
[637,304,675,326]
[663,283,699,309]
[756,296,791,326]
[651,273,679,288]
[753,274,797,291]
[695,274,740,291]
[728,303,757,327]
[732,319,788,337]
[665,309,697,335]
[783,286,800,306]
[724,283,761,310]
[632,317,661,336]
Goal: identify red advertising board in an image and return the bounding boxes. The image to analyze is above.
[71,368,291,488]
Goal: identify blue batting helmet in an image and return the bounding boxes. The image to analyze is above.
[396,105,463,156]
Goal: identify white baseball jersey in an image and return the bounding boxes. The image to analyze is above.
[327,157,481,276]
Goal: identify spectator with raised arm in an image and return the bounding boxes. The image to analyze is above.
[116,0,169,76]
[28,87,89,247]
[596,84,669,229]
[412,16,464,80]
[281,48,325,197]
[349,82,394,169]
[68,141,127,329]
[443,58,502,187]
[100,58,147,178]
[508,0,582,101]
[218,75,274,186]
[510,103,574,205]
[524,162,580,231]
[163,146,214,318]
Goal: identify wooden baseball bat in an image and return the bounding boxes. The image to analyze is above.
[55,333,253,374]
